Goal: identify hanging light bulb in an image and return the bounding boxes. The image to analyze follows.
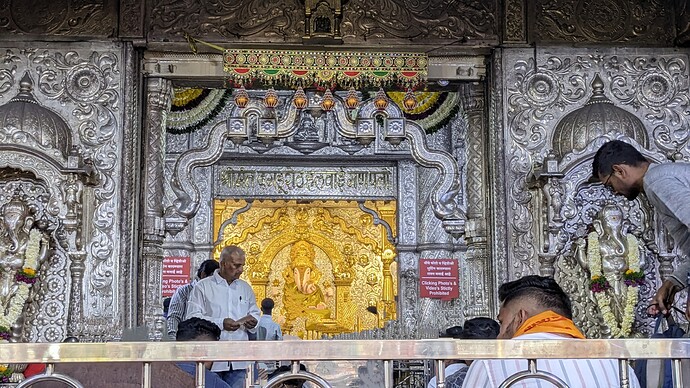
[373,88,389,111]
[293,87,308,109]
[263,88,279,108]
[345,87,360,110]
[234,86,249,108]
[402,88,417,111]
[320,89,335,111]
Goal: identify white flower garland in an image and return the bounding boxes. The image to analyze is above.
[0,228,43,373]
[23,230,41,270]
[587,231,640,338]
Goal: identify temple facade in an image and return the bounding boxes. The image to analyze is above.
[0,0,688,352]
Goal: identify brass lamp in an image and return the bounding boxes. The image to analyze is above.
[402,88,417,111]
[320,89,335,111]
[264,88,279,108]
[373,88,389,111]
[293,87,308,109]
[234,86,249,108]
[345,87,359,110]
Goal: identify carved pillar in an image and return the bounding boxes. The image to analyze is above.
[397,160,419,331]
[67,251,86,337]
[64,173,87,337]
[460,83,492,318]
[121,42,143,331]
[488,50,508,315]
[139,77,173,335]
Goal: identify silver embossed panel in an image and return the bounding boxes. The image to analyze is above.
[215,165,396,199]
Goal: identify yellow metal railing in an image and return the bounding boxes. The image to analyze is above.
[1,339,689,388]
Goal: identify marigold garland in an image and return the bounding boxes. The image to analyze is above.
[587,231,642,338]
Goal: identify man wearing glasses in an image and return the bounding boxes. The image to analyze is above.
[592,140,690,318]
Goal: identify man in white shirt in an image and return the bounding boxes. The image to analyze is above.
[186,246,261,388]
[463,275,640,388]
[257,298,283,341]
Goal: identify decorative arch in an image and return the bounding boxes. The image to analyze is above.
[166,91,465,237]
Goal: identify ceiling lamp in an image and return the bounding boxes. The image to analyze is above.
[320,89,335,111]
[264,88,279,108]
[293,87,308,109]
[373,88,389,111]
[402,88,417,111]
[234,86,249,108]
[345,87,359,110]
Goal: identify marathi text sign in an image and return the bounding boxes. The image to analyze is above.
[215,165,396,199]
[162,256,191,297]
[419,259,459,300]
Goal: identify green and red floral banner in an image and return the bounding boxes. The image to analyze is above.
[223,49,428,89]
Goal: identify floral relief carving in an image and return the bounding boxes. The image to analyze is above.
[149,0,304,42]
[504,0,526,42]
[508,57,590,152]
[341,0,497,42]
[28,48,123,322]
[535,0,674,44]
[0,0,116,37]
[604,56,690,156]
[119,0,144,38]
[504,49,690,286]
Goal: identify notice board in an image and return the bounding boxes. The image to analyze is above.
[419,258,459,300]
[162,256,191,297]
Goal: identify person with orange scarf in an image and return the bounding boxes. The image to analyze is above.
[463,275,640,387]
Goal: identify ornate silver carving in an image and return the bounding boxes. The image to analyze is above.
[488,49,509,300]
[552,74,649,159]
[141,77,173,338]
[534,0,674,44]
[168,90,466,238]
[149,0,305,43]
[0,46,119,343]
[31,48,124,333]
[604,56,690,156]
[397,160,418,246]
[0,0,117,37]
[0,72,72,159]
[119,0,145,39]
[340,0,497,43]
[502,48,689,337]
[505,0,526,43]
[118,43,142,331]
[460,82,492,318]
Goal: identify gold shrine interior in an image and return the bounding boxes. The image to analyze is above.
[212,199,398,338]
[0,0,688,359]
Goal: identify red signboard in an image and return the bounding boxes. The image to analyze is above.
[419,258,459,300]
[162,256,191,297]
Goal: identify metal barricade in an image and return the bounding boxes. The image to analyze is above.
[1,339,688,388]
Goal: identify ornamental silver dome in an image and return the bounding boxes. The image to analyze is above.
[0,72,72,158]
[552,74,648,158]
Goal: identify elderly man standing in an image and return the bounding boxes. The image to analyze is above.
[186,245,260,388]
[463,275,640,387]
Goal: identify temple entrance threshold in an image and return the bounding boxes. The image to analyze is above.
[213,199,397,339]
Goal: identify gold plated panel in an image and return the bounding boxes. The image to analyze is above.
[213,199,397,339]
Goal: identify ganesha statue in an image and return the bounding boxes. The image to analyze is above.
[0,190,48,322]
[574,204,643,338]
[282,240,331,323]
